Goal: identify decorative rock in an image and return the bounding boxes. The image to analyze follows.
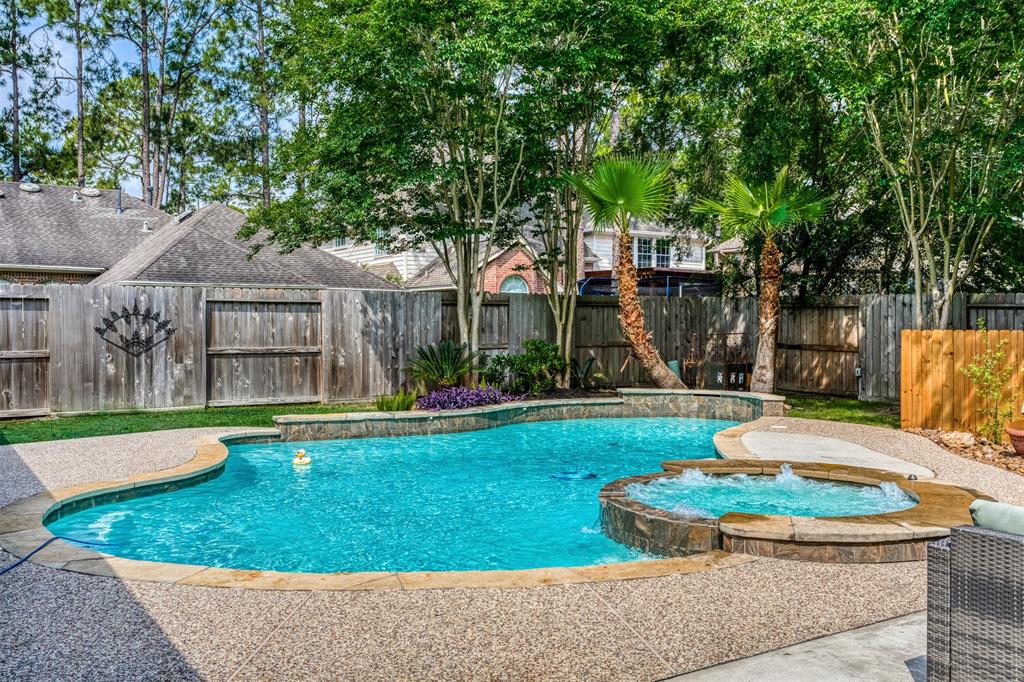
[939,431,976,449]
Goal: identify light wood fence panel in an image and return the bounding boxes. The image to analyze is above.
[900,329,1024,433]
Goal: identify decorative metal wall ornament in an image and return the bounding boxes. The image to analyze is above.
[94,302,176,357]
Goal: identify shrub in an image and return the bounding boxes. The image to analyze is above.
[415,386,523,411]
[961,328,1017,443]
[374,388,417,411]
[570,357,596,389]
[407,340,481,389]
[481,339,567,395]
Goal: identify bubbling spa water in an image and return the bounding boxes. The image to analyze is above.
[626,464,917,518]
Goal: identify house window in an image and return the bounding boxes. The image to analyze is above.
[655,239,671,268]
[373,228,389,256]
[675,242,704,265]
[634,238,672,268]
[333,237,347,248]
[635,238,653,268]
[499,275,529,294]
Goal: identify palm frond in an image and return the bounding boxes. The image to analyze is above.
[563,154,673,231]
[692,166,832,242]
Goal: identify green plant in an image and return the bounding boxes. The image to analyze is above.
[693,167,831,393]
[961,329,1017,443]
[482,339,568,396]
[564,154,684,389]
[570,357,596,389]
[374,388,417,412]
[406,340,481,390]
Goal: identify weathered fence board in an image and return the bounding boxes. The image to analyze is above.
[775,298,860,397]
[901,329,1024,434]
[0,287,50,417]
[206,297,323,406]
[323,289,443,401]
[47,285,207,413]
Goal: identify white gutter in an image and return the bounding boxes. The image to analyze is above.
[0,263,105,274]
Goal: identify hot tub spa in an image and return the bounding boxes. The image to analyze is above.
[599,459,989,563]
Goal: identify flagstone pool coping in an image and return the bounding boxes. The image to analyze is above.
[0,388,980,589]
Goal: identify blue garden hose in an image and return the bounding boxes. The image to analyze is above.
[0,536,112,577]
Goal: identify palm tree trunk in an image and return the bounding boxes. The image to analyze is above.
[616,229,686,389]
[751,237,781,393]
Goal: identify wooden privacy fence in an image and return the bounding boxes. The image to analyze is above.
[4,282,1024,417]
[0,283,442,418]
[901,330,1024,433]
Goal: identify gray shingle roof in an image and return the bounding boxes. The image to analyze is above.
[0,182,173,269]
[93,203,396,289]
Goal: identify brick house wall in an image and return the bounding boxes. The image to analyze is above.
[483,246,549,294]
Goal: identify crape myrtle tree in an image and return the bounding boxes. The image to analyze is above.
[245,0,533,357]
[831,0,1024,328]
[513,0,669,387]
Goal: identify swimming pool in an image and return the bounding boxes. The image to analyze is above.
[46,417,736,573]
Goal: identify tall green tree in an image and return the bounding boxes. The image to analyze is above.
[102,0,230,206]
[246,0,533,356]
[622,0,906,299]
[694,167,831,392]
[0,0,54,180]
[848,0,1024,328]
[44,0,110,186]
[566,154,686,389]
[514,0,669,386]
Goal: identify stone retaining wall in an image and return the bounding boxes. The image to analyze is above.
[274,389,785,442]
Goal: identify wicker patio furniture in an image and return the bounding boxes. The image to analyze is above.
[927,525,1024,681]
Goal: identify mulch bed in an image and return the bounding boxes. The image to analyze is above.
[907,428,1024,477]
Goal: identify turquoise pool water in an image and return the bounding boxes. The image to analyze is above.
[47,417,735,573]
[627,465,916,518]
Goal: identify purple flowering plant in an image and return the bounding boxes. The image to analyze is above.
[415,386,524,411]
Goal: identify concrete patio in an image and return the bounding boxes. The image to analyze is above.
[2,419,1023,681]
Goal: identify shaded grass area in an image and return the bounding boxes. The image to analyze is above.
[0,403,371,445]
[782,393,900,429]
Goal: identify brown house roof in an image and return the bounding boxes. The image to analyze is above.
[92,203,396,289]
[0,182,172,271]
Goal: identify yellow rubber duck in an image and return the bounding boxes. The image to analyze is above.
[292,449,312,466]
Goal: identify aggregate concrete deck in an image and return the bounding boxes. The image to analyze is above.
[2,419,1022,681]
[673,612,927,681]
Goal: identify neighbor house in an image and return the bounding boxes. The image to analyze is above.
[0,182,395,289]
[579,219,719,296]
[321,216,718,295]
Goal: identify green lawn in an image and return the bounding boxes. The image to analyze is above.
[0,393,898,445]
[782,393,900,429]
[0,403,372,445]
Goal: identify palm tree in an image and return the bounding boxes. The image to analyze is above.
[565,154,685,389]
[694,167,831,393]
